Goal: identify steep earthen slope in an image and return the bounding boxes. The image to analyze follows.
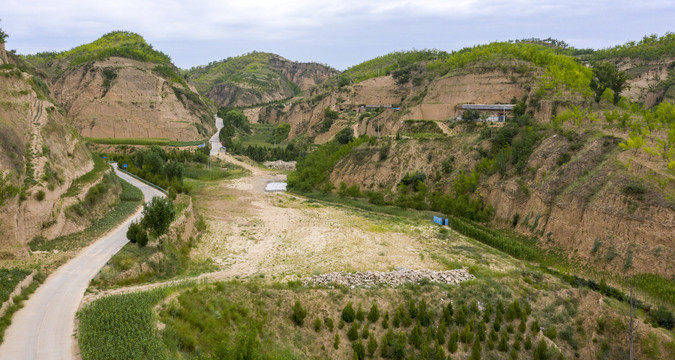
[617,58,674,107]
[24,31,215,141]
[0,63,98,258]
[50,57,213,140]
[328,126,674,279]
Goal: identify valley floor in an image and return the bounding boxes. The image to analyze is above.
[76,154,675,360]
[85,153,519,301]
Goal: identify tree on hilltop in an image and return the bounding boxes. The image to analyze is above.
[590,61,629,105]
[0,19,8,44]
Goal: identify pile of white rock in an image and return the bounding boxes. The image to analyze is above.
[263,160,296,170]
[304,267,474,288]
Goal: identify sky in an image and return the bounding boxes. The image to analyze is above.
[1,0,673,70]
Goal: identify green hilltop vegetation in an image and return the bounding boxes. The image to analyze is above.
[428,42,593,97]
[585,33,675,61]
[186,51,305,93]
[24,31,172,68]
[0,20,7,44]
[334,34,673,97]
[341,50,448,84]
[334,42,594,98]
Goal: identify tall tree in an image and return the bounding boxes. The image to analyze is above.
[141,196,176,238]
[590,61,629,105]
[0,19,7,43]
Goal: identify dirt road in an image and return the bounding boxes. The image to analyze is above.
[0,165,164,360]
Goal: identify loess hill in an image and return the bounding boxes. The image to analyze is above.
[251,38,675,287]
[184,51,337,108]
[23,31,215,141]
[0,42,124,259]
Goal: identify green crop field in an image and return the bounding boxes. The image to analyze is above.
[85,137,207,147]
[78,287,178,360]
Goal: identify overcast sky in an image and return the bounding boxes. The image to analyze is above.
[1,0,673,70]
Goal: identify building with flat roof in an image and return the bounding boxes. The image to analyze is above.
[458,104,514,122]
[461,104,515,111]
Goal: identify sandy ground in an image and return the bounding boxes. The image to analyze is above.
[191,154,443,281]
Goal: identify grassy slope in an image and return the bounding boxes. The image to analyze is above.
[427,42,593,97]
[0,268,32,304]
[62,154,109,198]
[185,52,298,93]
[24,31,171,68]
[342,50,448,83]
[583,33,675,61]
[30,177,142,252]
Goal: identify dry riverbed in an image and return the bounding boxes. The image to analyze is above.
[189,156,518,283]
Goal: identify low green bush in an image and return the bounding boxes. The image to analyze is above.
[291,300,307,326]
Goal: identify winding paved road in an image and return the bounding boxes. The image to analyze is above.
[0,165,165,360]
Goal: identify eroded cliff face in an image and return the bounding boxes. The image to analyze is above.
[50,57,214,140]
[327,128,674,278]
[206,83,293,109]
[258,70,530,143]
[607,57,675,108]
[0,65,98,258]
[483,136,674,278]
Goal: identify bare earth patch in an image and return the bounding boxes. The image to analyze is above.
[191,155,519,282]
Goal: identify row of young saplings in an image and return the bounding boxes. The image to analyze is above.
[292,298,562,360]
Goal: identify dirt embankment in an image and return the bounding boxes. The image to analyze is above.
[0,66,95,258]
[331,137,467,192]
[328,130,674,278]
[484,133,675,278]
[108,194,198,285]
[207,83,294,109]
[50,57,213,140]
[407,71,528,120]
[617,57,674,107]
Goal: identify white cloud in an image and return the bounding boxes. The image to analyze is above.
[1,0,673,68]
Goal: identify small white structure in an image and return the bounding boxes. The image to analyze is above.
[265,182,287,192]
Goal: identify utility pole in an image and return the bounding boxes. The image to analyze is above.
[628,283,639,360]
